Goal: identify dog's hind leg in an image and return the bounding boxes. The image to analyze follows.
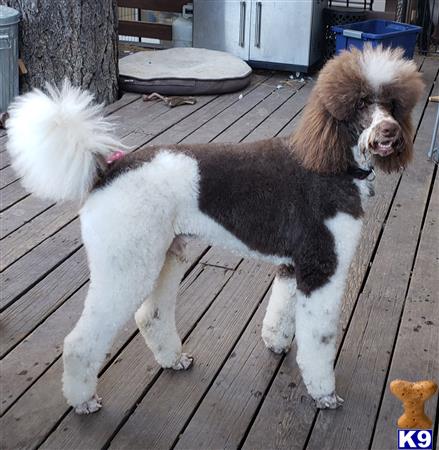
[262,265,296,354]
[135,236,193,370]
[62,211,174,414]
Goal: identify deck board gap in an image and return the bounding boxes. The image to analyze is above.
[237,353,286,450]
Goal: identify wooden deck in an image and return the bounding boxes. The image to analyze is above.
[1,56,438,450]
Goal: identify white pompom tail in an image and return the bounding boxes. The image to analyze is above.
[6,80,122,201]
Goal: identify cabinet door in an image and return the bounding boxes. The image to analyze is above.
[193,0,251,60]
[249,0,314,66]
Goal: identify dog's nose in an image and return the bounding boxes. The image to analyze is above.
[380,121,399,137]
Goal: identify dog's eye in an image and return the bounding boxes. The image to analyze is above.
[358,99,367,109]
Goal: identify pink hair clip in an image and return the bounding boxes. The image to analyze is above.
[106,150,126,164]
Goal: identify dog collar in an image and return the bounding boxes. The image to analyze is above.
[106,150,126,164]
[347,166,375,180]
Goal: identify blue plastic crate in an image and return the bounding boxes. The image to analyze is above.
[332,19,422,59]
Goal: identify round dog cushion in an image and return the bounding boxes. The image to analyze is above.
[119,47,252,95]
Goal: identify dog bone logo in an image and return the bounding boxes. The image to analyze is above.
[390,379,438,429]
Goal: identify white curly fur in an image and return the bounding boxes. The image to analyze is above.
[359,44,418,89]
[6,80,123,201]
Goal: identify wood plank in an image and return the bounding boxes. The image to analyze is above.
[305,76,438,450]
[0,150,10,170]
[3,264,235,449]
[174,289,282,450]
[112,96,176,139]
[0,196,53,239]
[118,74,271,145]
[117,0,187,12]
[119,94,218,147]
[147,74,271,146]
[370,175,439,450]
[0,249,89,358]
[0,180,29,211]
[213,82,304,144]
[0,284,88,415]
[103,92,141,115]
[0,135,8,153]
[242,80,313,143]
[118,20,172,40]
[241,57,438,450]
[104,260,275,450]
[0,201,77,271]
[181,76,284,145]
[0,220,81,311]
[0,166,19,189]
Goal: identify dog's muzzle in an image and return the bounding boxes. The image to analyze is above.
[369,119,402,157]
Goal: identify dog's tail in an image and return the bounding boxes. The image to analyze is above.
[6,80,123,202]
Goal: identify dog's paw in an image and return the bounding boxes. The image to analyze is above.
[74,394,102,415]
[262,327,293,354]
[171,353,194,371]
[314,392,344,410]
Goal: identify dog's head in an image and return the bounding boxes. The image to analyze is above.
[293,45,424,174]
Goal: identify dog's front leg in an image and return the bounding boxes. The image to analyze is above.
[295,213,362,409]
[295,283,344,409]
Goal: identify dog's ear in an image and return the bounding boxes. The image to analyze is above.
[315,50,365,121]
[381,69,425,120]
[291,90,355,174]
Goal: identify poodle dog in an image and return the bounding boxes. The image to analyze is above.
[6,45,424,414]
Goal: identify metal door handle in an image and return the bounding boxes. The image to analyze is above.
[239,1,246,47]
[255,1,262,48]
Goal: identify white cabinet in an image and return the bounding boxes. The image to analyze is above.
[193,0,327,72]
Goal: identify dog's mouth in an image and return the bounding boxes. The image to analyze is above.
[371,139,396,157]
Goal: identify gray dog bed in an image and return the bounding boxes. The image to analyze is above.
[119,47,252,95]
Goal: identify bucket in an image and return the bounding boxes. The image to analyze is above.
[0,5,20,113]
[332,19,422,59]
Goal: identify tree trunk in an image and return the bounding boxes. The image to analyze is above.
[1,0,119,104]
